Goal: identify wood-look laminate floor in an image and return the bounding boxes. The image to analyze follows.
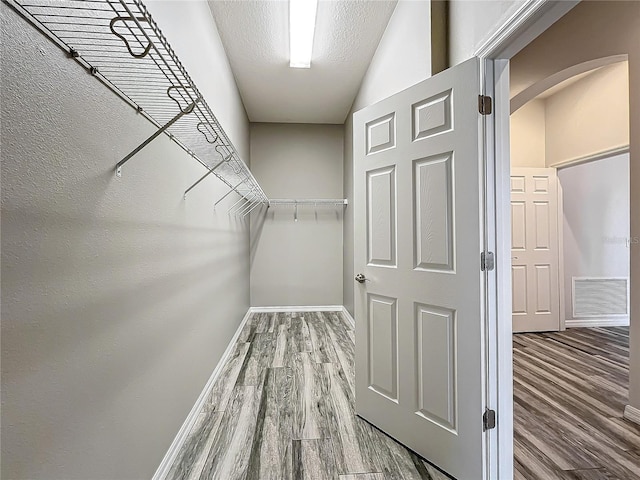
[166,312,448,480]
[514,327,640,480]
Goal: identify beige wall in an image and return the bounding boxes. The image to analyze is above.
[510,99,546,168]
[545,62,629,165]
[1,2,252,479]
[511,61,629,168]
[250,123,344,307]
[509,0,640,411]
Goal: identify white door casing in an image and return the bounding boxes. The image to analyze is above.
[353,58,486,480]
[475,3,579,478]
[510,167,560,333]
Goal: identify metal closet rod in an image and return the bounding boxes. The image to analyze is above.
[268,199,349,206]
[8,0,268,204]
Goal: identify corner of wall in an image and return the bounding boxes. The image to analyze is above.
[342,0,433,316]
[430,0,449,74]
[343,116,355,316]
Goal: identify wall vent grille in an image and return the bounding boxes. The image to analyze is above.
[572,277,628,317]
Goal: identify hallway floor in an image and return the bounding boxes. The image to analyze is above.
[514,327,640,479]
[166,311,448,480]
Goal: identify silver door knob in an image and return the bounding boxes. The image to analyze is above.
[355,273,367,283]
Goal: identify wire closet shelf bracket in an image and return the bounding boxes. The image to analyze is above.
[8,0,269,210]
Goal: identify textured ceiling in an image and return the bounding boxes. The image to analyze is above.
[207,0,398,124]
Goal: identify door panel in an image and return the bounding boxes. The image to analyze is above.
[415,303,457,431]
[511,168,560,332]
[534,201,551,249]
[535,265,552,313]
[512,266,528,314]
[367,294,398,401]
[414,154,454,271]
[353,57,485,480]
[511,201,527,250]
[367,166,397,267]
[366,113,396,154]
[412,89,453,140]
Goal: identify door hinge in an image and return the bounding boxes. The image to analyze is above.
[479,95,492,115]
[480,251,495,271]
[483,408,496,431]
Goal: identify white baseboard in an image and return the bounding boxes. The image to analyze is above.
[565,317,629,328]
[151,308,253,480]
[250,305,344,313]
[624,405,640,426]
[251,305,356,329]
[340,306,356,328]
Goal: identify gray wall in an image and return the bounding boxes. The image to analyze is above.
[250,123,344,307]
[448,0,525,65]
[343,0,433,315]
[559,154,630,323]
[1,3,251,479]
[343,119,356,315]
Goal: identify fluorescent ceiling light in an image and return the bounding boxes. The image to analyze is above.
[289,0,318,68]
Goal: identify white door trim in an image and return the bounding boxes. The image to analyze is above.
[557,175,566,330]
[474,0,580,60]
[475,1,580,478]
[482,57,512,480]
[550,144,630,169]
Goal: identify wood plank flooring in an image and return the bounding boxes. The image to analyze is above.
[167,317,640,480]
[166,312,448,480]
[514,327,640,480]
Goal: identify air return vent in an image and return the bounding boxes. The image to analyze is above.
[572,277,628,317]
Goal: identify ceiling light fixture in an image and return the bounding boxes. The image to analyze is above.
[289,0,318,68]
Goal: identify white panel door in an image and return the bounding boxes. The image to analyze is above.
[511,167,560,332]
[353,58,485,480]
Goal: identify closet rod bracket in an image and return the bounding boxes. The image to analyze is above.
[183,153,232,198]
[116,99,198,177]
[214,179,245,208]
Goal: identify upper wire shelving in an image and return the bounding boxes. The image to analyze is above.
[268,199,348,206]
[7,0,268,206]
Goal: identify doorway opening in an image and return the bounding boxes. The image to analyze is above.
[477,2,640,478]
[508,57,633,477]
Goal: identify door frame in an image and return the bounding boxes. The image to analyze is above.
[474,1,580,478]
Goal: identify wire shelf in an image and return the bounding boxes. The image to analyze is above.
[268,199,348,206]
[264,199,347,222]
[8,0,268,205]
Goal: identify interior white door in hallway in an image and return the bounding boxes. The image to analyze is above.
[353,58,486,480]
[511,167,560,333]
